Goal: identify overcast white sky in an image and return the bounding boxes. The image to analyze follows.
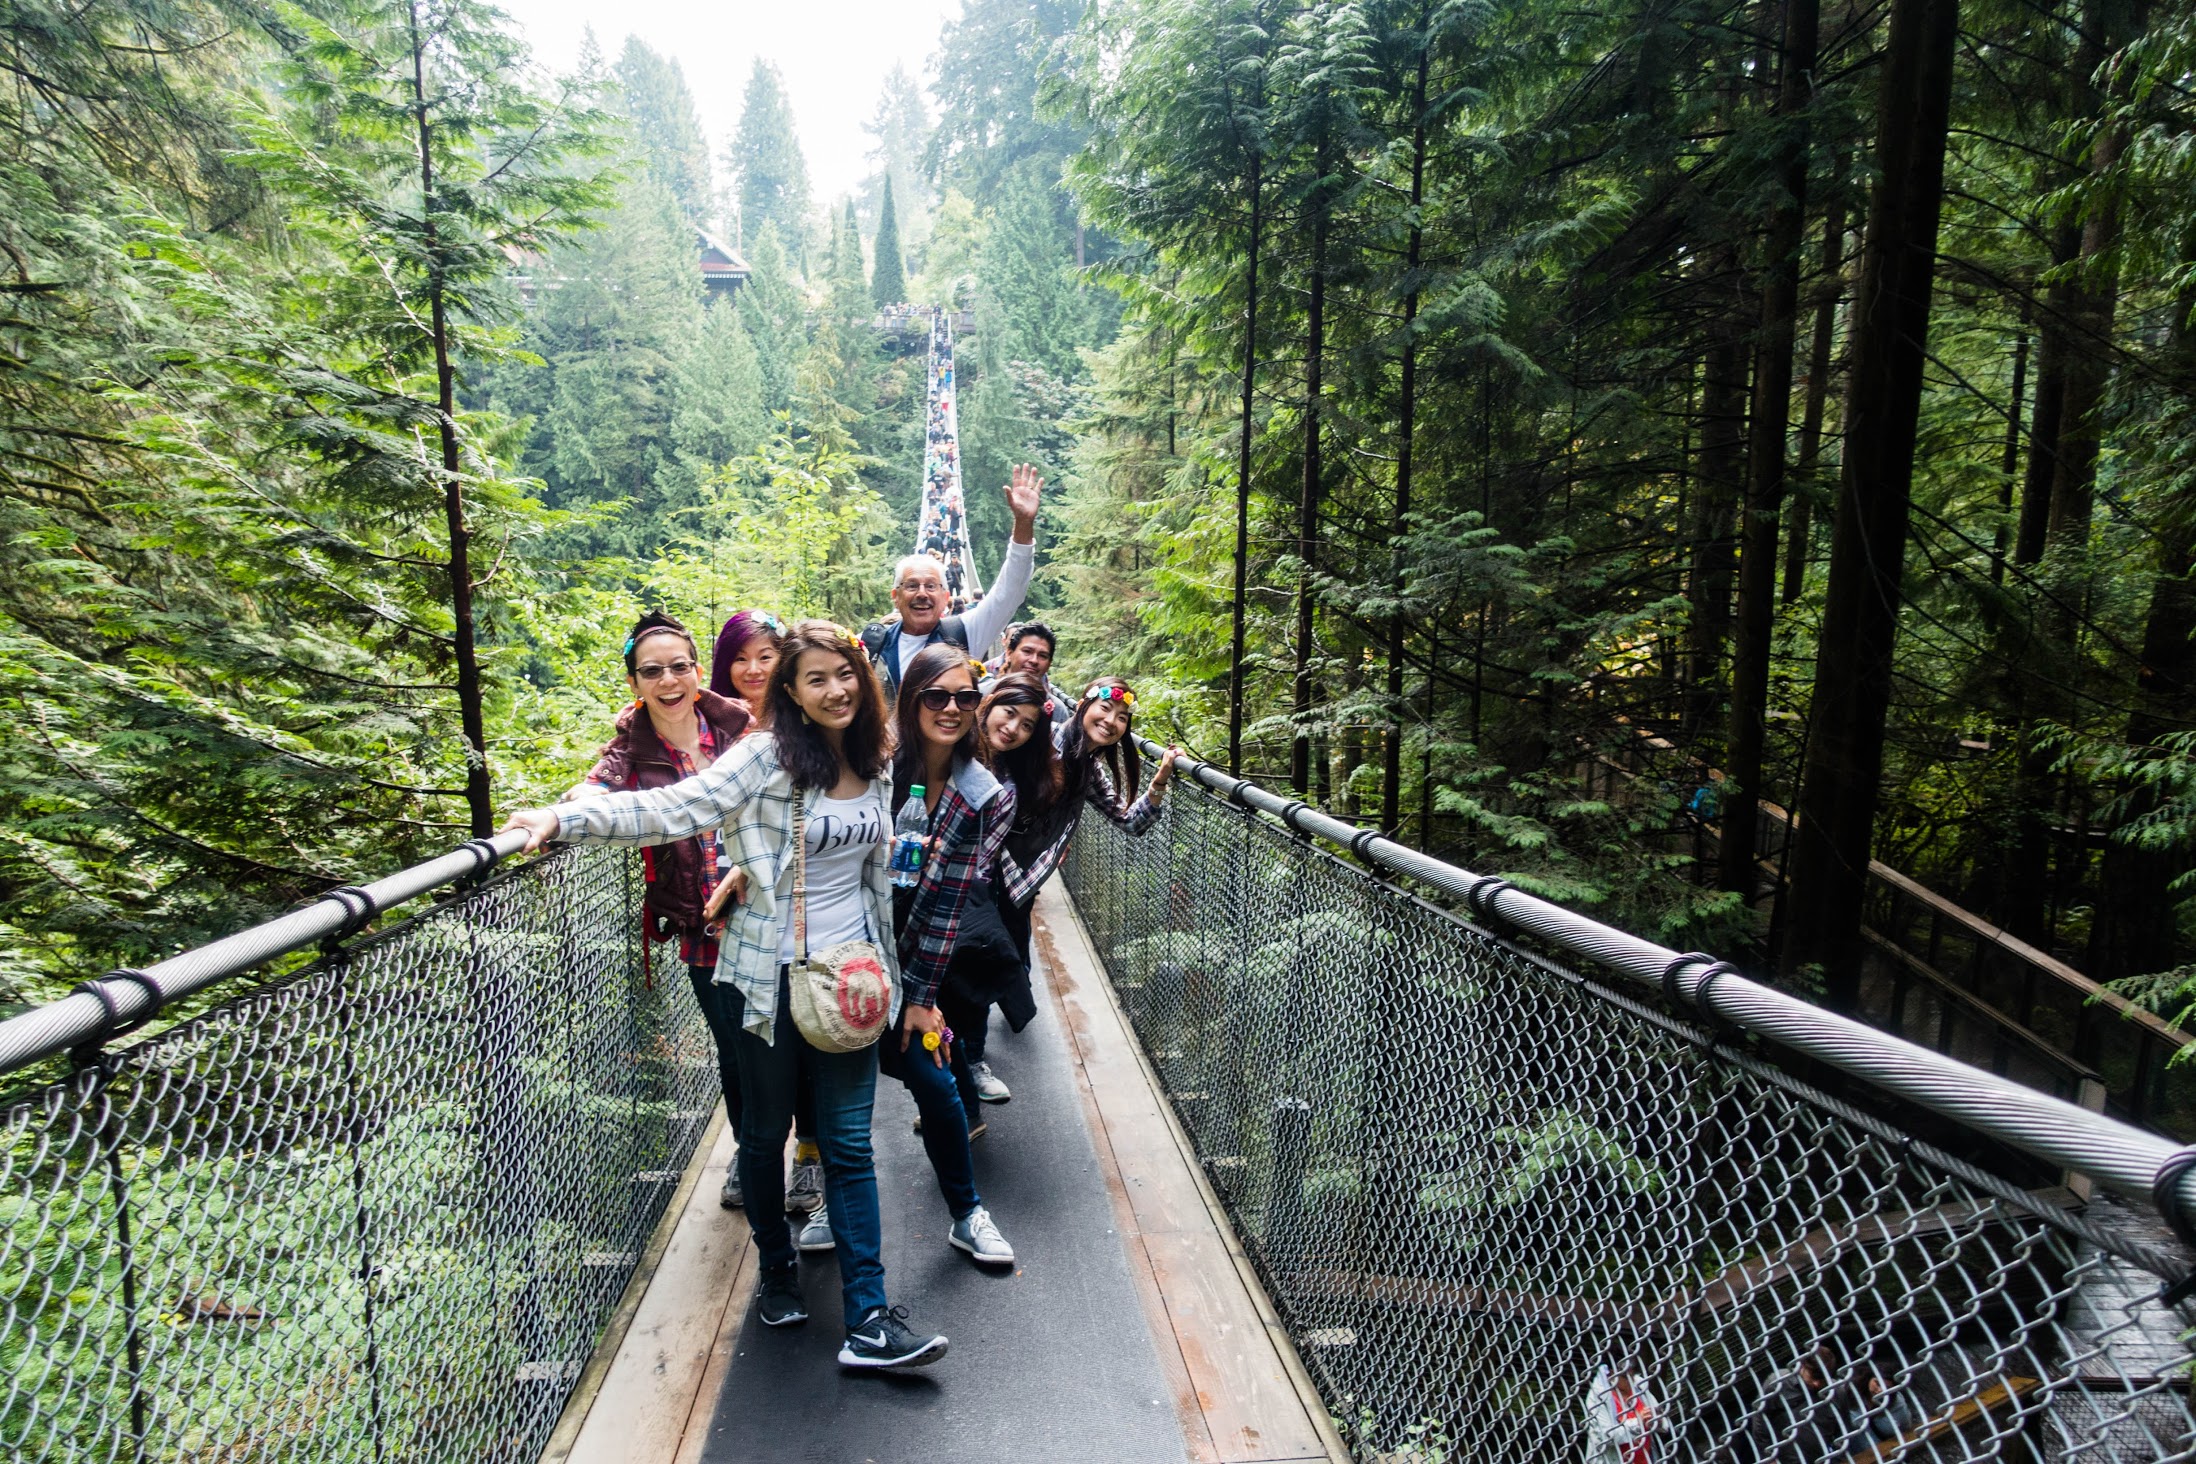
[498,0,964,204]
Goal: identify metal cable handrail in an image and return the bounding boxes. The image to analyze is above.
[1143,737,2196,1253]
[0,829,530,1078]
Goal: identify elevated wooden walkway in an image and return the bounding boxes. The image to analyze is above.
[541,885,1347,1464]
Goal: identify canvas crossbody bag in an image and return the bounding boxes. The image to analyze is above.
[785,798,892,1053]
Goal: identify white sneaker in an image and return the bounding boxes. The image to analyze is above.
[948,1205,1015,1266]
[797,1204,836,1253]
[969,1061,1011,1104]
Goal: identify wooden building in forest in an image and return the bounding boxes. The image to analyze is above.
[696,228,749,298]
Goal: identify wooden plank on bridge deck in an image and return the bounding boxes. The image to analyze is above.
[1034,884,1350,1464]
[553,1112,755,1464]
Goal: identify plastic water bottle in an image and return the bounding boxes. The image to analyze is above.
[890,787,930,889]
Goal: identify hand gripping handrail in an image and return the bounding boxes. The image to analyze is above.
[1145,738,2196,1253]
[0,830,531,1078]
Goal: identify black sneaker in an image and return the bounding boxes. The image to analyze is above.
[757,1266,807,1328]
[837,1305,947,1370]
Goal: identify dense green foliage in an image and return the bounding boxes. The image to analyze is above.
[11,0,2196,1043]
[1049,0,2196,1013]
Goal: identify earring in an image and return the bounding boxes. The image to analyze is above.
[801,709,812,725]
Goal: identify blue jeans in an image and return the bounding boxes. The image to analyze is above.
[938,990,990,1114]
[883,1022,981,1221]
[723,970,888,1327]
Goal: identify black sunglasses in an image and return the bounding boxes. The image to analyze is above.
[917,688,983,712]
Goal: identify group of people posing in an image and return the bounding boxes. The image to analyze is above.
[504,466,1180,1373]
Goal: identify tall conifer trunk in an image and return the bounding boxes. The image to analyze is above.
[1684,332,1747,740]
[1228,155,1263,777]
[1384,16,1430,834]
[408,0,491,837]
[1781,0,1959,1001]
[1294,197,1328,797]
[1781,197,1846,606]
[1721,0,1821,894]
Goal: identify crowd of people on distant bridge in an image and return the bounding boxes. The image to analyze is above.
[504,362,1185,1374]
[915,311,982,610]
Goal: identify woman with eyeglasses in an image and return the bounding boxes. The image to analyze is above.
[572,611,754,1209]
[872,643,1019,1269]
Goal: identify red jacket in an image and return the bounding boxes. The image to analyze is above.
[585,689,753,947]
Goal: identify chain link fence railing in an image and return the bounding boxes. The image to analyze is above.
[1066,773,2196,1462]
[2,844,714,1464]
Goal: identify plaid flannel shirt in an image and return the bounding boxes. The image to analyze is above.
[897,757,1017,1008]
[554,732,900,1043]
[998,741,1163,907]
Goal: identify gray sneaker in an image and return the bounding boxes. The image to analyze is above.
[797,1203,836,1253]
[969,1061,1011,1104]
[720,1167,743,1211]
[785,1158,824,1215]
[948,1205,1015,1266]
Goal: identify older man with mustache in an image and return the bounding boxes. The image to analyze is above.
[862,464,1043,702]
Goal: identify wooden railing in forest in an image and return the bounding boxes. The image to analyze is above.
[1581,721,2195,1139]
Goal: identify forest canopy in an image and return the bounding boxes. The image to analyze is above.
[6,0,2196,1055]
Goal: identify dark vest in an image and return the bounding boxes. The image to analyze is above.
[860,616,971,701]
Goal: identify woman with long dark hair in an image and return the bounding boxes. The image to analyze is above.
[872,643,1018,1268]
[505,620,949,1372]
[707,607,827,1222]
[935,673,1062,1108]
[997,675,1183,906]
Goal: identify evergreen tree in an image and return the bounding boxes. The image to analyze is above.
[247,0,614,836]
[670,303,770,486]
[729,59,813,263]
[523,177,705,560]
[863,65,934,249]
[931,0,1089,210]
[980,163,1092,379]
[614,37,713,222]
[737,222,808,413]
[872,174,909,305]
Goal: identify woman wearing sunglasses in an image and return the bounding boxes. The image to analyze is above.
[924,674,1065,1113]
[874,643,1019,1269]
[571,611,753,1208]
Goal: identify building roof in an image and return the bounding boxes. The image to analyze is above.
[695,227,749,282]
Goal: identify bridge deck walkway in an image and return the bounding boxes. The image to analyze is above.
[546,886,1343,1464]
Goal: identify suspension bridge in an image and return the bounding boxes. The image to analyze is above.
[4,325,2196,1461]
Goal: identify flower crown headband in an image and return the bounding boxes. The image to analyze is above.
[744,609,786,636]
[1086,684,1135,707]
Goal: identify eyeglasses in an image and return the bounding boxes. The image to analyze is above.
[917,688,983,712]
[636,659,698,681]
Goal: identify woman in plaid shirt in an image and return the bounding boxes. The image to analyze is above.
[873,644,1020,1269]
[505,620,950,1372]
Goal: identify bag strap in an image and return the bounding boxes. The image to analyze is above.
[792,794,809,966]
